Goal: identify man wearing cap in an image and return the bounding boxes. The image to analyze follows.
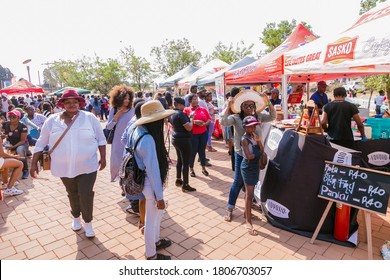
[310,81,329,114]
[184,84,197,107]
[169,97,196,192]
[197,86,207,108]
[270,88,282,106]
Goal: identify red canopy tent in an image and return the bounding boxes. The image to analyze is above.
[224,24,317,85]
[0,78,44,95]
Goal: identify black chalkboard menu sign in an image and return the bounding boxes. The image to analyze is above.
[319,161,390,214]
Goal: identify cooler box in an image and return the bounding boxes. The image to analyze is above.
[366,118,390,139]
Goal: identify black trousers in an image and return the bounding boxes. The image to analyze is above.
[61,171,97,223]
[172,137,192,185]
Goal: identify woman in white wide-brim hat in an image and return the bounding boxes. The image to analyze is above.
[123,100,175,260]
[220,89,276,225]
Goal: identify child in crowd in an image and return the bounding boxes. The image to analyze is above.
[240,116,263,235]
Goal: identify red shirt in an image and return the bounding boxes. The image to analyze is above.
[183,106,210,135]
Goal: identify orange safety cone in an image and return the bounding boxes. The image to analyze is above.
[333,203,351,241]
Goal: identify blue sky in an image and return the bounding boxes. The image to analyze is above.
[1,0,362,84]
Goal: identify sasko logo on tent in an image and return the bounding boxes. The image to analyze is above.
[324,37,359,64]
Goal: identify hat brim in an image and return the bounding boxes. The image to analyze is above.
[244,122,261,127]
[133,109,175,126]
[7,111,21,118]
[231,90,266,113]
[57,96,86,108]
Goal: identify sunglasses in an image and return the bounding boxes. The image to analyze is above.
[242,104,255,109]
[8,115,18,119]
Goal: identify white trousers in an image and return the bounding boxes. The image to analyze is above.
[142,177,164,258]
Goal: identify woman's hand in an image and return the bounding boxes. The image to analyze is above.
[156,199,166,210]
[253,134,261,142]
[195,120,205,126]
[260,93,270,104]
[113,109,126,121]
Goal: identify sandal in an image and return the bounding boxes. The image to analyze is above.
[224,209,233,222]
[207,146,217,152]
[245,224,258,236]
[201,170,209,176]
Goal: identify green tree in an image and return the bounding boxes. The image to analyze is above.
[204,41,254,64]
[260,19,313,53]
[359,0,386,14]
[121,46,155,91]
[43,56,127,94]
[150,38,202,77]
[90,56,127,94]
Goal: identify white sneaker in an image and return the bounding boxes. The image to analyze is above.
[3,186,23,197]
[2,181,20,190]
[84,222,95,238]
[71,217,82,231]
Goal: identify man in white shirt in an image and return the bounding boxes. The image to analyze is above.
[25,106,47,128]
[197,86,207,108]
[24,94,32,105]
[374,90,386,115]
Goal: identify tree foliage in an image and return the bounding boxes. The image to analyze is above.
[204,41,254,64]
[43,56,127,94]
[260,19,313,53]
[359,0,386,14]
[121,46,155,91]
[150,38,202,77]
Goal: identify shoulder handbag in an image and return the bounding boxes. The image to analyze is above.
[104,108,118,144]
[39,113,79,170]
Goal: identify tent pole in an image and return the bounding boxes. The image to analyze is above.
[282,74,288,119]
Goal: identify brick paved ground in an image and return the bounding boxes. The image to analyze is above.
[0,128,389,260]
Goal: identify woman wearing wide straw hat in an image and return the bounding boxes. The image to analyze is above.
[30,89,107,238]
[123,100,175,260]
[220,89,276,222]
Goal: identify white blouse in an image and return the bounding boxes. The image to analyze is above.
[34,110,107,178]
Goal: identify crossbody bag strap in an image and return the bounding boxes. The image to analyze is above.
[48,112,80,155]
[111,107,118,129]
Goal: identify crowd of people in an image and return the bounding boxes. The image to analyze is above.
[3,81,379,259]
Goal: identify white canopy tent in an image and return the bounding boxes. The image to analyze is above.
[177,59,229,88]
[159,64,198,88]
[197,56,256,86]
